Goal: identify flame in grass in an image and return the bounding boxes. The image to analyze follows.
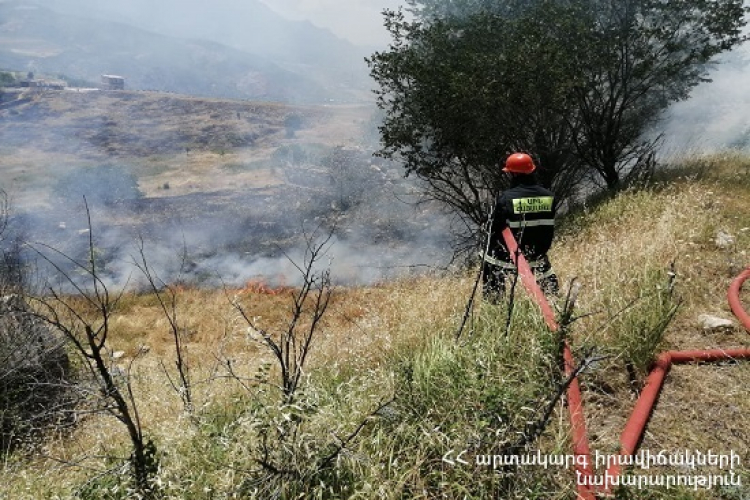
[170,283,196,294]
[240,278,295,296]
[151,279,295,296]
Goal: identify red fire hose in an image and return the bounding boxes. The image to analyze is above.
[501,228,595,500]
[603,266,750,495]
[729,267,750,330]
[501,228,750,498]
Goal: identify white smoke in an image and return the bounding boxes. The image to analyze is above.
[17,172,453,293]
[658,43,750,160]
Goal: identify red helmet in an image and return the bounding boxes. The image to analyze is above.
[503,153,536,174]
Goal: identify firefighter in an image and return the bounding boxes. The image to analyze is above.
[483,152,559,302]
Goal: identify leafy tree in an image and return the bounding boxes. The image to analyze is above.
[571,0,748,189]
[368,5,585,233]
[0,71,15,87]
[284,113,304,138]
[368,0,748,232]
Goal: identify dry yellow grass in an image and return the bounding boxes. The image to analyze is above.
[2,154,749,499]
[550,157,750,486]
[0,275,474,499]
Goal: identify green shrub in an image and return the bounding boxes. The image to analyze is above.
[0,295,71,453]
[0,71,16,87]
[584,266,681,392]
[365,299,564,499]
[613,269,680,379]
[53,165,143,208]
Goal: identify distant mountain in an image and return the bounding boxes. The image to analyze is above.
[40,0,372,66]
[0,0,373,103]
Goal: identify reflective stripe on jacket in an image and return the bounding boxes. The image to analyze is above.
[488,180,555,261]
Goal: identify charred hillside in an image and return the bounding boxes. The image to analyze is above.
[0,90,452,288]
[0,90,328,156]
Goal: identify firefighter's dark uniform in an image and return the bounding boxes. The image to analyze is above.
[483,176,559,302]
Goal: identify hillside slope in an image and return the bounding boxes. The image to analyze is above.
[0,1,369,103]
[552,158,750,494]
[1,156,748,499]
[0,89,451,288]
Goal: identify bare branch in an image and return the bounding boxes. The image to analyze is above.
[25,206,157,497]
[131,237,193,412]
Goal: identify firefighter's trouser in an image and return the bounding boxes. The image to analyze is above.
[482,253,559,303]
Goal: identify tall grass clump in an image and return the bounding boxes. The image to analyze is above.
[146,289,576,500]
[593,267,681,390]
[554,180,703,385]
[7,153,749,499]
[346,297,573,499]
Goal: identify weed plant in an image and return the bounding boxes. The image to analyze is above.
[2,155,750,499]
[147,295,574,500]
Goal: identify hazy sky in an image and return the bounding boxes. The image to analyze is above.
[257,0,408,47]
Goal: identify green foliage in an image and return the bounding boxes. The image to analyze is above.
[147,291,571,499]
[284,113,304,138]
[0,71,15,87]
[191,296,568,499]
[25,267,686,499]
[577,265,681,396]
[53,164,143,208]
[75,441,159,500]
[369,0,749,236]
[369,5,589,228]
[76,473,130,500]
[571,0,748,189]
[357,299,566,499]
[610,269,680,380]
